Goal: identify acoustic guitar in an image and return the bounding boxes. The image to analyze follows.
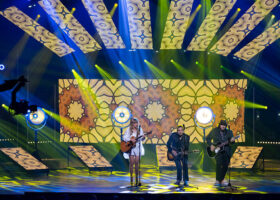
[206,135,240,157]
[120,131,152,153]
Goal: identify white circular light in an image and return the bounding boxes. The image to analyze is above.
[27,107,46,126]
[0,64,5,71]
[195,107,214,124]
[112,106,131,124]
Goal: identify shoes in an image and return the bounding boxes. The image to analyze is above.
[174,180,181,185]
[221,181,228,187]
[214,180,221,187]
[135,182,142,187]
[184,181,189,186]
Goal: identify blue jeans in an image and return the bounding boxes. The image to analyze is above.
[174,156,189,181]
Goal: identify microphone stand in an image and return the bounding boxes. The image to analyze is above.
[226,125,237,191]
[138,125,142,187]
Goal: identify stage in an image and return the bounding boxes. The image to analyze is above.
[0,166,279,197]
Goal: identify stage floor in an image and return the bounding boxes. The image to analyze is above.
[0,167,279,194]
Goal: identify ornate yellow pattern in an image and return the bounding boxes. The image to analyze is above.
[0,6,74,57]
[38,0,101,53]
[59,79,247,144]
[69,146,112,168]
[0,147,48,170]
[234,20,280,61]
[81,0,125,49]
[230,146,263,169]
[156,145,175,167]
[160,0,194,49]
[210,0,278,56]
[187,0,237,51]
[126,0,153,49]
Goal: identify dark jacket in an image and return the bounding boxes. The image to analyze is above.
[167,132,190,154]
[206,127,234,157]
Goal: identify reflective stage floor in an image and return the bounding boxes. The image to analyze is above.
[0,167,279,195]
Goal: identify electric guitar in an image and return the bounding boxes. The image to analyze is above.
[206,135,240,157]
[167,149,199,161]
[120,131,152,153]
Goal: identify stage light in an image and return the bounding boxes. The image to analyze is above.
[220,65,223,68]
[241,70,244,73]
[195,61,199,65]
[114,3,118,7]
[112,106,131,125]
[272,15,275,18]
[170,59,174,63]
[265,106,268,110]
[119,61,122,64]
[237,8,241,12]
[144,59,147,63]
[35,14,40,21]
[71,7,76,13]
[198,4,201,9]
[2,104,5,107]
[195,107,215,125]
[194,106,215,143]
[26,107,47,127]
[0,64,5,71]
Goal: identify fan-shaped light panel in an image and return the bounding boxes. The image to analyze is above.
[234,20,280,61]
[0,6,74,57]
[160,0,194,49]
[126,0,153,49]
[187,0,237,51]
[210,0,279,56]
[195,106,214,125]
[81,0,125,49]
[38,0,102,53]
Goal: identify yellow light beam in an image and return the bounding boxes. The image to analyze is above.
[119,61,141,79]
[171,60,193,79]
[144,60,171,79]
[94,64,113,80]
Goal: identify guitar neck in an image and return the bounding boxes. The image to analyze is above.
[217,135,239,148]
[135,132,150,140]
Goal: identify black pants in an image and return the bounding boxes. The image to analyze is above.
[215,152,230,182]
[174,156,189,181]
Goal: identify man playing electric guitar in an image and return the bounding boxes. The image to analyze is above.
[206,120,235,187]
[167,125,190,186]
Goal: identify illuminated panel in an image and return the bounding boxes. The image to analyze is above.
[69,146,112,168]
[234,20,280,61]
[156,145,175,167]
[230,146,263,169]
[126,0,153,49]
[59,79,247,144]
[38,0,101,53]
[187,0,237,51]
[0,6,74,57]
[210,0,279,56]
[160,0,194,49]
[0,147,48,171]
[81,0,125,49]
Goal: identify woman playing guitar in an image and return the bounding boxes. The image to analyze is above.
[123,118,145,186]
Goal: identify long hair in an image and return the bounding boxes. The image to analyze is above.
[129,118,140,137]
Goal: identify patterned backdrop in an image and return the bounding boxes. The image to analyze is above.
[59,79,247,144]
